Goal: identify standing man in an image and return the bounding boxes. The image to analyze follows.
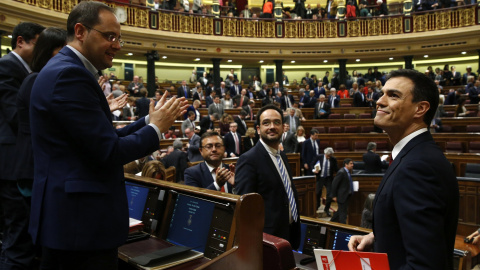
[135,89,150,118]
[234,110,248,136]
[208,95,224,117]
[224,122,242,157]
[235,104,301,249]
[330,158,354,224]
[302,129,320,175]
[363,142,388,173]
[177,80,191,98]
[185,131,235,193]
[29,3,187,269]
[312,147,338,216]
[181,111,196,136]
[280,123,298,154]
[127,75,144,97]
[348,69,459,270]
[0,21,45,270]
[185,127,203,162]
[284,108,300,134]
[314,94,331,119]
[328,88,340,108]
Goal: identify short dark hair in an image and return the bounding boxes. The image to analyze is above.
[11,22,45,49]
[200,131,223,148]
[140,89,148,97]
[344,158,353,166]
[31,27,67,72]
[255,104,283,126]
[310,128,319,135]
[387,69,439,126]
[188,111,195,117]
[67,1,113,41]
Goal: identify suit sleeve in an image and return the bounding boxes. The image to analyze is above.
[50,67,159,167]
[331,171,342,198]
[393,160,451,270]
[184,166,217,191]
[234,154,257,195]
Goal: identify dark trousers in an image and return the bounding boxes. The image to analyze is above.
[0,180,35,270]
[40,247,118,270]
[316,176,333,212]
[330,196,350,224]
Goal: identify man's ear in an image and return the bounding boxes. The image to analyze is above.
[414,101,430,119]
[74,23,88,43]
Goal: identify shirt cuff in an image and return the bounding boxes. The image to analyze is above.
[145,115,150,124]
[148,123,164,141]
[213,181,221,191]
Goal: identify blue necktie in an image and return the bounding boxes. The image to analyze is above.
[184,86,187,98]
[323,158,329,177]
[275,154,298,222]
[347,169,353,194]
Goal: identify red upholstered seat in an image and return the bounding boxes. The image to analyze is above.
[328,126,342,133]
[361,126,374,133]
[375,140,389,151]
[343,114,356,119]
[344,126,359,133]
[312,126,326,133]
[334,141,350,152]
[318,141,329,153]
[328,114,341,119]
[466,125,480,132]
[469,142,480,153]
[340,103,352,107]
[354,141,368,152]
[262,233,296,270]
[445,141,463,153]
[359,113,371,119]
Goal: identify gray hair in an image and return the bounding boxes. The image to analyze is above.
[173,139,183,149]
[367,142,377,151]
[324,147,334,155]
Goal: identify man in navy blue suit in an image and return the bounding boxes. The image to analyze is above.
[184,131,235,193]
[349,69,458,270]
[29,2,187,269]
[0,21,44,270]
[302,128,320,176]
[312,147,338,216]
[330,158,354,224]
[235,104,301,249]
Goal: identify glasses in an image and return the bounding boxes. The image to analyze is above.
[202,144,224,150]
[261,120,282,127]
[82,24,124,47]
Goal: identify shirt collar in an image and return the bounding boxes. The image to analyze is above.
[392,128,428,160]
[10,51,32,73]
[66,45,99,79]
[205,161,224,173]
[259,138,279,156]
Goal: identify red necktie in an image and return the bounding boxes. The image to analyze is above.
[239,96,243,107]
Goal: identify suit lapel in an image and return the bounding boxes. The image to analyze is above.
[200,162,215,186]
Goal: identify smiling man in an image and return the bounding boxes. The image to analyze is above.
[235,104,301,249]
[29,2,187,269]
[348,69,459,270]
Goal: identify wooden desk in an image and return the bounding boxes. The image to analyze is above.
[455,235,480,270]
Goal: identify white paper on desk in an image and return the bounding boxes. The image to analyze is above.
[381,155,389,162]
[353,181,359,192]
[135,172,142,176]
[129,218,142,227]
[312,161,321,173]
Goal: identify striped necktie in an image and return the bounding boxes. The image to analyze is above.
[275,154,298,222]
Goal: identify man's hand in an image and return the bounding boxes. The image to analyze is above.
[98,76,106,90]
[348,232,375,252]
[107,93,128,112]
[216,167,235,187]
[149,95,189,133]
[279,143,284,151]
[304,163,309,170]
[332,197,337,202]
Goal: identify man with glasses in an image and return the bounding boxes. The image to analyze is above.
[29,2,187,269]
[185,131,235,193]
[235,104,301,249]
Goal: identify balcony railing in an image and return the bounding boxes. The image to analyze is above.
[13,0,479,38]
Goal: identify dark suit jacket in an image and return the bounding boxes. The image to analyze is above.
[199,116,214,135]
[313,101,331,119]
[302,138,321,169]
[187,134,203,162]
[0,52,29,180]
[372,131,458,270]
[235,142,301,249]
[161,149,188,183]
[468,86,479,104]
[283,115,300,131]
[135,97,150,118]
[281,131,298,153]
[205,95,214,108]
[331,168,351,203]
[234,116,247,136]
[280,95,295,111]
[224,132,242,156]
[363,151,384,173]
[30,47,161,250]
[243,136,258,153]
[177,85,191,98]
[353,91,367,107]
[445,91,458,105]
[230,85,241,97]
[257,89,268,99]
[233,95,249,108]
[328,95,340,108]
[312,154,338,178]
[184,162,233,193]
[303,96,317,108]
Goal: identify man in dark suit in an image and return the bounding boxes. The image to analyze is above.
[235,104,301,249]
[353,88,367,107]
[257,84,269,100]
[314,94,331,119]
[177,80,191,98]
[284,108,300,133]
[161,139,188,183]
[468,79,480,105]
[450,65,462,86]
[233,89,249,108]
[230,79,241,97]
[208,96,224,116]
[280,90,295,111]
[302,128,320,175]
[205,91,215,108]
[185,131,234,193]
[303,90,317,108]
[0,21,44,269]
[29,3,188,268]
[349,69,458,270]
[272,81,282,97]
[243,100,256,120]
[199,113,218,136]
[330,158,354,224]
[312,147,338,216]
[280,123,298,153]
[328,88,340,108]
[135,89,150,118]
[185,127,203,162]
[234,110,248,136]
[444,88,461,105]
[224,122,242,157]
[217,81,228,97]
[363,142,388,173]
[314,81,326,98]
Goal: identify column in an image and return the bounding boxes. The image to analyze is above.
[404,55,414,70]
[146,50,158,97]
[0,31,4,58]
[274,60,284,88]
[211,58,222,89]
[477,49,480,73]
[338,59,347,86]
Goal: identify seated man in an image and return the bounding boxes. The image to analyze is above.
[185,131,235,193]
[161,139,188,183]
